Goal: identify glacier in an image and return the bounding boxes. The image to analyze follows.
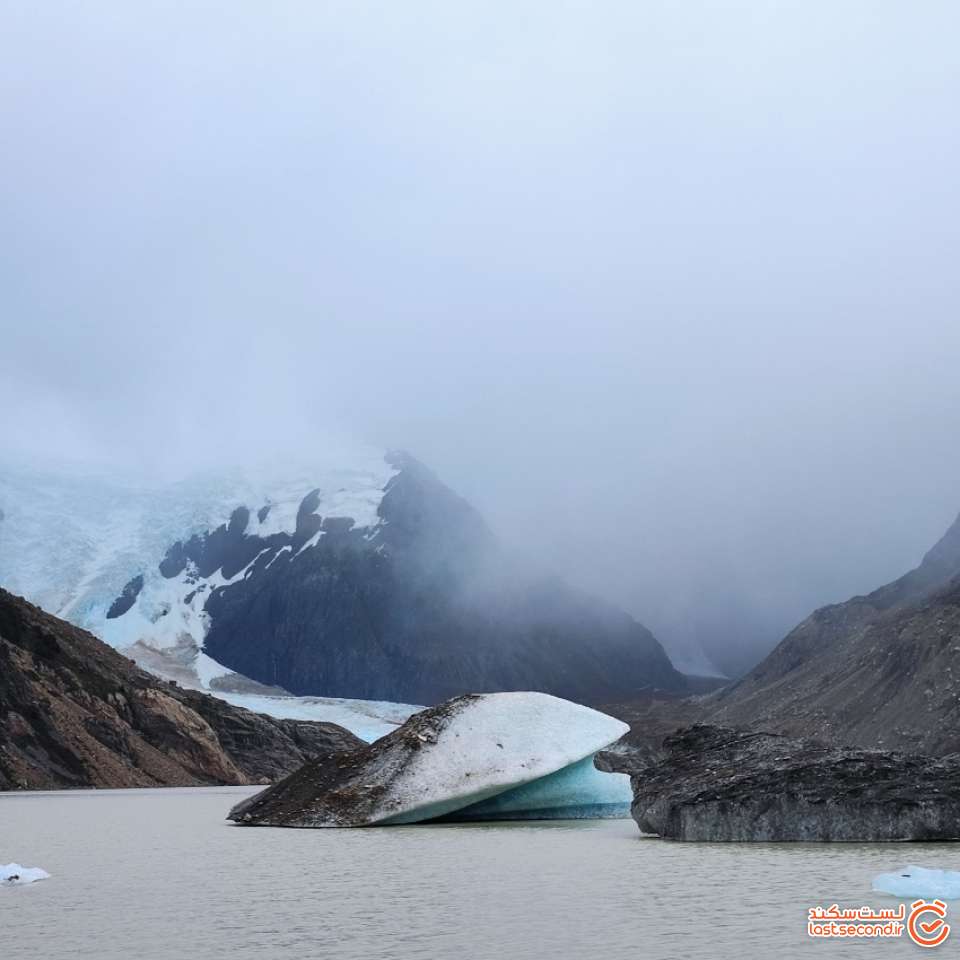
[128,641,420,741]
[2,864,50,886]
[209,691,419,743]
[229,692,631,826]
[873,866,960,900]
[0,451,421,741]
[0,450,396,650]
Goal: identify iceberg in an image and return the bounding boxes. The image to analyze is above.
[229,692,629,827]
[2,864,50,886]
[873,865,960,900]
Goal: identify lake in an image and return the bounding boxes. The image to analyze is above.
[2,787,957,959]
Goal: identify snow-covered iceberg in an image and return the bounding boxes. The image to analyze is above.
[873,865,960,900]
[2,864,50,886]
[228,692,629,827]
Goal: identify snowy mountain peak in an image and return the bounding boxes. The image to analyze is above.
[0,448,397,644]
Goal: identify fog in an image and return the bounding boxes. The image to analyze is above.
[3,1,960,674]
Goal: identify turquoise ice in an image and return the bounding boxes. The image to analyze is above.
[445,755,631,821]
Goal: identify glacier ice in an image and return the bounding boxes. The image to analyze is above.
[2,864,50,886]
[229,692,630,827]
[443,755,631,821]
[212,691,420,743]
[0,451,397,650]
[873,865,960,900]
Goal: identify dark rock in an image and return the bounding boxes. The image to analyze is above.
[106,574,144,620]
[619,724,960,841]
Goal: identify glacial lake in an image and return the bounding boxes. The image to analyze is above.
[3,787,959,959]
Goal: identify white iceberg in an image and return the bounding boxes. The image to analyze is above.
[2,863,50,886]
[229,691,630,827]
[873,865,960,900]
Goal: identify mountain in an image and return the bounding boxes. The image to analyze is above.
[0,450,685,705]
[704,511,960,754]
[0,588,363,790]
[601,510,960,757]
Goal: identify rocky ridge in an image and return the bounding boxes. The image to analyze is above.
[0,589,362,789]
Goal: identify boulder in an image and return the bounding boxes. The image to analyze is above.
[228,692,630,826]
[618,724,960,841]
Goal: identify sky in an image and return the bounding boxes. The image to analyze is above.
[3,1,960,675]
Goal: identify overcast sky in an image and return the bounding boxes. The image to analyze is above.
[3,1,959,674]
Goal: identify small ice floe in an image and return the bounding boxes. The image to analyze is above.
[872,865,960,900]
[1,863,51,886]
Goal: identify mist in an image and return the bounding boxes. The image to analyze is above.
[3,1,960,674]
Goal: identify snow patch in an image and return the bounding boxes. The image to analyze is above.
[293,529,325,558]
[264,545,291,569]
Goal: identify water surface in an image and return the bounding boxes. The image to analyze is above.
[2,787,957,959]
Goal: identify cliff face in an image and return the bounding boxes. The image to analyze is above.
[0,589,362,790]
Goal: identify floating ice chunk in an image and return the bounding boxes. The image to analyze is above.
[229,692,630,827]
[1,863,50,886]
[873,865,960,900]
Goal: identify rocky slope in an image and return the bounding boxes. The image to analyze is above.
[0,451,685,705]
[705,512,960,753]
[0,589,362,790]
[608,724,960,841]
[603,511,960,756]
